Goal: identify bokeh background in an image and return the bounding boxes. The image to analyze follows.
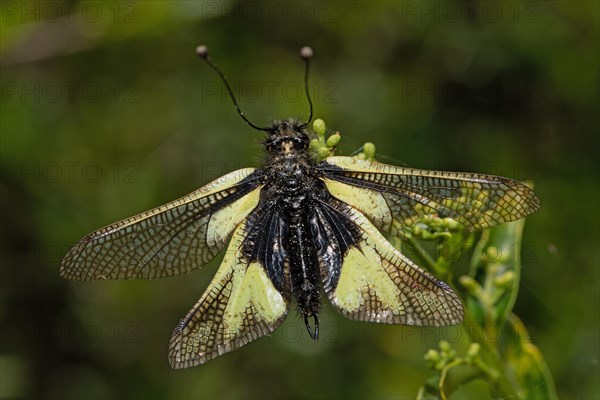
[1,1,598,399]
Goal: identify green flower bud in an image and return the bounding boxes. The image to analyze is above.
[309,138,321,151]
[494,271,515,288]
[420,230,433,240]
[459,276,480,294]
[439,340,451,353]
[363,142,376,158]
[485,246,500,261]
[491,247,510,263]
[467,343,481,360]
[326,133,341,148]
[424,349,440,363]
[443,218,460,230]
[313,119,326,136]
[412,224,423,236]
[317,147,330,160]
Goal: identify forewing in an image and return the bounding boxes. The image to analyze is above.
[60,169,263,280]
[168,206,290,368]
[318,156,540,235]
[311,198,463,326]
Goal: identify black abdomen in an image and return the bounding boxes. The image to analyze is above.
[287,209,321,339]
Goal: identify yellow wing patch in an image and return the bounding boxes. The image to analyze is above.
[334,247,400,319]
[169,221,289,369]
[222,262,288,334]
[328,206,463,326]
[206,189,261,249]
[324,179,393,232]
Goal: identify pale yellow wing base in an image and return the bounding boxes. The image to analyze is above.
[169,221,289,368]
[324,204,463,326]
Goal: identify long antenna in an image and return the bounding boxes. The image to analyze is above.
[300,46,314,125]
[195,45,270,132]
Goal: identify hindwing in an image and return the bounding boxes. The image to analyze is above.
[168,205,290,368]
[310,197,463,326]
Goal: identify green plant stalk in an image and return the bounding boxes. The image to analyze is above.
[460,314,521,398]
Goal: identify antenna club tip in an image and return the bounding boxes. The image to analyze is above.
[195,45,209,58]
[300,46,313,60]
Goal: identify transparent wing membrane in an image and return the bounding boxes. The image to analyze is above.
[319,156,540,236]
[60,169,262,280]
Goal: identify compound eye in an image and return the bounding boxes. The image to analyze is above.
[294,137,308,149]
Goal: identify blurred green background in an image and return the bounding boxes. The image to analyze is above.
[1,1,598,399]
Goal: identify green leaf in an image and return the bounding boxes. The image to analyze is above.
[500,314,558,399]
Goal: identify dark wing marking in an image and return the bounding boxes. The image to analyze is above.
[60,169,263,280]
[311,197,463,326]
[318,156,540,236]
[168,204,290,368]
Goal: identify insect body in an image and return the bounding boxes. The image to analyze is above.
[60,46,540,369]
[262,120,324,338]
